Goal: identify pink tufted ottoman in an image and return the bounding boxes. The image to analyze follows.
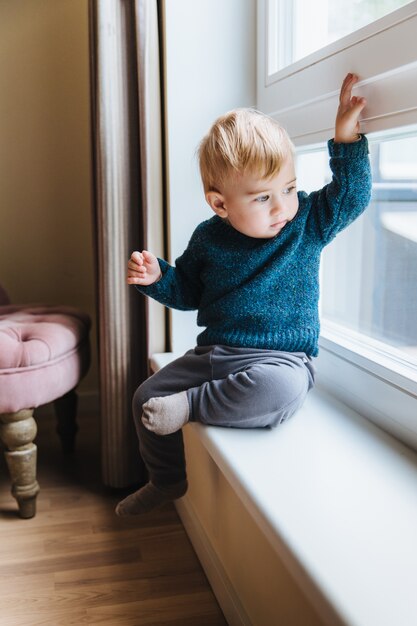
[0,297,90,518]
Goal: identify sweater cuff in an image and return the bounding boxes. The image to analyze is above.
[328,134,369,157]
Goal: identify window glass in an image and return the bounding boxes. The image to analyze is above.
[296,129,417,365]
[270,0,412,72]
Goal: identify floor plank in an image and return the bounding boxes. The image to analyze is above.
[0,409,227,626]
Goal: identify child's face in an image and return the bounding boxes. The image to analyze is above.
[207,157,299,239]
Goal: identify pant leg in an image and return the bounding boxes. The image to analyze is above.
[187,346,315,429]
[133,347,213,486]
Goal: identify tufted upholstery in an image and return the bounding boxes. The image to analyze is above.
[0,305,90,413]
[0,294,91,518]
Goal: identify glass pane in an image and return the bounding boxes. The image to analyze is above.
[296,129,417,365]
[273,0,412,70]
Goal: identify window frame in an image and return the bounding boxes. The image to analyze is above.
[318,127,417,405]
[265,0,417,84]
[257,0,417,451]
[257,0,417,145]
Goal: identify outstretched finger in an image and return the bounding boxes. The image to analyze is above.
[340,73,352,91]
[339,74,351,102]
[340,73,358,105]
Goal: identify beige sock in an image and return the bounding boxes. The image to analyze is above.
[115,479,188,516]
[141,391,190,435]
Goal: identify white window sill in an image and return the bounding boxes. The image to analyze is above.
[151,352,417,626]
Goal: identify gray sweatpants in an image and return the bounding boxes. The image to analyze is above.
[133,345,316,487]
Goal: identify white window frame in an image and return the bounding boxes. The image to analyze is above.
[258,0,417,145]
[257,0,417,451]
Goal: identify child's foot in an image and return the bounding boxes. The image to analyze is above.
[141,391,189,435]
[115,479,188,516]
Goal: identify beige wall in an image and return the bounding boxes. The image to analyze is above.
[0,0,97,395]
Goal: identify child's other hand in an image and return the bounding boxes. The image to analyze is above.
[335,73,366,143]
[127,250,162,286]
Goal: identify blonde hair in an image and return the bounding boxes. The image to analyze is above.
[198,108,294,193]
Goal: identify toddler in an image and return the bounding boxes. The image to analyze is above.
[116,73,372,516]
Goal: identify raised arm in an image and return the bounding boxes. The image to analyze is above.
[303,73,372,245]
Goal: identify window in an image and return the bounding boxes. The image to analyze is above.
[258,1,417,145]
[297,129,417,366]
[258,0,417,450]
[268,0,413,75]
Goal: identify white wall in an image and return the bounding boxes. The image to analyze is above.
[163,0,257,353]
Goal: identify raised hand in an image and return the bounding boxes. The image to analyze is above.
[127,250,162,286]
[335,73,367,143]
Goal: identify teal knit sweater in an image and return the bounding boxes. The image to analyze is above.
[137,136,372,356]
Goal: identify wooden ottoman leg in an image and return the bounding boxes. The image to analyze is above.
[54,389,79,454]
[0,409,40,519]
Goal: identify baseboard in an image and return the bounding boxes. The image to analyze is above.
[175,495,252,626]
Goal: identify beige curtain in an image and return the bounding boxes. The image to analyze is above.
[89,0,164,487]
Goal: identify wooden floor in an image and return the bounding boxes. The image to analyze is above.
[0,409,227,626]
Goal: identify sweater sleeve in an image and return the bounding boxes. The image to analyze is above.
[303,134,372,246]
[134,224,204,311]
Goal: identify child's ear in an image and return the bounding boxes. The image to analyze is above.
[205,191,228,217]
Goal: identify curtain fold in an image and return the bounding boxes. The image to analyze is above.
[89,0,162,487]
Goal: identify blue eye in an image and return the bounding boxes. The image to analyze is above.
[255,195,270,203]
[282,186,296,195]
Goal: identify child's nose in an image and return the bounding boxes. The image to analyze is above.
[271,199,285,214]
